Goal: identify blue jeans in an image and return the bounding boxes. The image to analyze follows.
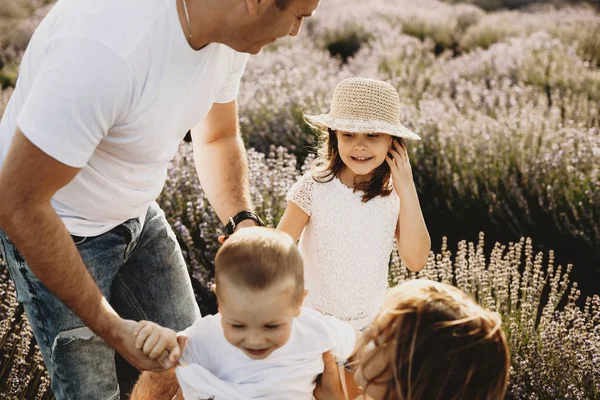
[0,202,201,399]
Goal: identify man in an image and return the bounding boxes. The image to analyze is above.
[0,0,320,398]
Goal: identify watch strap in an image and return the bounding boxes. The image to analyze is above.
[225,210,265,235]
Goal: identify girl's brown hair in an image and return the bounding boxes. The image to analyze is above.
[310,127,404,203]
[354,280,510,400]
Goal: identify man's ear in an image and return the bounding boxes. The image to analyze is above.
[246,0,261,16]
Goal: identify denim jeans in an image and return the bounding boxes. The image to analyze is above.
[0,201,201,399]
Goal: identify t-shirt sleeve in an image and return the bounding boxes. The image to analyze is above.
[215,51,249,104]
[286,172,315,216]
[311,310,356,361]
[17,36,133,168]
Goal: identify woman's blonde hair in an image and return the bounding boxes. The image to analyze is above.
[309,127,404,203]
[355,279,510,400]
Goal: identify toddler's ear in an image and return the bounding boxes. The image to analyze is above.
[295,289,309,316]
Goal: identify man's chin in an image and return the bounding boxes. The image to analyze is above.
[247,43,267,55]
[247,47,263,55]
[246,40,277,55]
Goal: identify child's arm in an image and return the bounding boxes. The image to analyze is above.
[277,201,310,243]
[133,320,181,368]
[278,172,314,242]
[387,140,430,271]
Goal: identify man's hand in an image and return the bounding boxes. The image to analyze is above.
[110,318,176,372]
[314,351,347,400]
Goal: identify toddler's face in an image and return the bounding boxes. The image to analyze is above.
[336,131,393,177]
[217,277,302,360]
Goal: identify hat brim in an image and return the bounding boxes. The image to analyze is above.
[304,114,421,141]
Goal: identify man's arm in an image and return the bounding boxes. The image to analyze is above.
[0,130,167,371]
[191,100,256,229]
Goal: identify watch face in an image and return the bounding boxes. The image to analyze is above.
[226,217,236,235]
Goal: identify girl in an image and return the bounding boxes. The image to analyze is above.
[277,77,431,330]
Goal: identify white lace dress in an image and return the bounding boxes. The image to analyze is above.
[286,172,400,329]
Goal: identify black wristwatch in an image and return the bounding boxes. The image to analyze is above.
[224,210,265,236]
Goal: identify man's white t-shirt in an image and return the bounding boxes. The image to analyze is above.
[175,307,356,400]
[0,0,249,236]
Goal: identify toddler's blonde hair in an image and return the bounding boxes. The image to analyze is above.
[215,227,304,303]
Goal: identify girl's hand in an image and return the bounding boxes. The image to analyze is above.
[386,140,415,197]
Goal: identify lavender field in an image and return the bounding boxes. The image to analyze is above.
[1,0,600,398]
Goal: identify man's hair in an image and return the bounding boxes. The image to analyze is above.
[356,279,510,400]
[274,0,293,11]
[215,227,304,302]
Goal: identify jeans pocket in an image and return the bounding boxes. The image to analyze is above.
[0,233,7,269]
[71,235,88,245]
[0,232,34,304]
[0,236,11,289]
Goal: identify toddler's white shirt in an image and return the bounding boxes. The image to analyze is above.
[175,307,355,400]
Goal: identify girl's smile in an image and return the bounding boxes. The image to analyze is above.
[350,156,374,162]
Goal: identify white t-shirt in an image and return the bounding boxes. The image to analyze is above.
[0,0,249,236]
[286,172,400,329]
[175,307,356,400]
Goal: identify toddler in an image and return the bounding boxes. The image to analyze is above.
[133,227,356,400]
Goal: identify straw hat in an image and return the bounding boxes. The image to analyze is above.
[304,77,421,140]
